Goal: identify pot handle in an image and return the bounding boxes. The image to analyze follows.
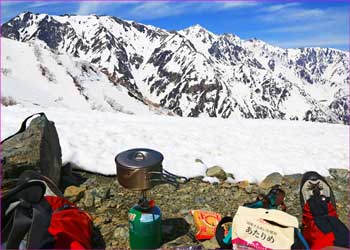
[163,170,189,183]
[149,170,189,189]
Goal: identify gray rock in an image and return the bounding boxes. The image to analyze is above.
[1,113,62,186]
[259,172,283,189]
[233,191,242,200]
[245,185,253,194]
[192,175,205,181]
[333,191,345,202]
[206,165,227,181]
[184,214,194,225]
[179,209,190,216]
[194,196,205,204]
[238,180,250,189]
[94,187,111,199]
[221,182,233,188]
[84,190,95,207]
[106,200,118,208]
[100,226,114,237]
[329,168,349,180]
[76,171,349,249]
[83,177,97,186]
[283,174,302,185]
[113,225,129,239]
[95,197,103,207]
[162,235,197,248]
[64,185,86,202]
[195,158,204,164]
[226,172,235,180]
[93,216,107,227]
[201,237,220,249]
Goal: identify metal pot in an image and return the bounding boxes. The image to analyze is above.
[115,148,186,191]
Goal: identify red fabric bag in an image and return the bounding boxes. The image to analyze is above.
[300,171,349,249]
[45,196,93,249]
[1,172,93,249]
[302,199,338,249]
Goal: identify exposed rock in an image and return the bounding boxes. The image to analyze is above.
[94,196,103,207]
[64,185,86,202]
[333,190,345,203]
[259,172,283,189]
[83,190,95,207]
[183,214,194,225]
[226,173,235,180]
[329,168,349,180]
[100,226,114,238]
[162,235,197,248]
[194,158,204,164]
[201,237,220,249]
[106,200,118,208]
[283,174,302,185]
[94,187,111,199]
[93,216,106,227]
[68,170,348,249]
[1,113,62,188]
[221,181,234,188]
[238,180,250,189]
[4,161,350,249]
[194,196,206,205]
[244,184,254,194]
[83,176,97,186]
[206,165,227,181]
[113,225,128,239]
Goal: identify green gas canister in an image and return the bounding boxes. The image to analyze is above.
[115,148,188,249]
[128,199,162,249]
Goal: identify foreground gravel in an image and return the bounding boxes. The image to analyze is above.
[61,169,349,249]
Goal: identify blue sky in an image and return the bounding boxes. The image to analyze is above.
[1,1,349,50]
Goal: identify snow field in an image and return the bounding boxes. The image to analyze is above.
[1,105,348,183]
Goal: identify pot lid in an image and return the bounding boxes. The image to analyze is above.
[115,148,164,169]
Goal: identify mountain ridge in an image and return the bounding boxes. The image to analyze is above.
[2,12,349,124]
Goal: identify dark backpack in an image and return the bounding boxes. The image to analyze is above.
[1,171,93,249]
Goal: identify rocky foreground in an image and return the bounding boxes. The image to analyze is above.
[63,168,349,249]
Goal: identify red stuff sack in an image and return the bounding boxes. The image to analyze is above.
[1,171,93,249]
[46,196,93,249]
[302,196,349,249]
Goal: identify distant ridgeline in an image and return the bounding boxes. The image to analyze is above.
[2,12,349,124]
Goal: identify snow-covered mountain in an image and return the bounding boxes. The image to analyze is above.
[2,12,349,123]
[1,38,173,115]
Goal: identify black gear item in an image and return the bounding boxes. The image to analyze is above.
[299,171,336,211]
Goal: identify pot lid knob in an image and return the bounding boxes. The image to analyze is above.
[134,152,145,161]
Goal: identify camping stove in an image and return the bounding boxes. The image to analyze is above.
[115,148,186,249]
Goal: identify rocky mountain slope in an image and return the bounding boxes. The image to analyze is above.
[1,38,171,115]
[2,12,349,123]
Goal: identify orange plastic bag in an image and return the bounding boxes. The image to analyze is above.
[191,210,222,240]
